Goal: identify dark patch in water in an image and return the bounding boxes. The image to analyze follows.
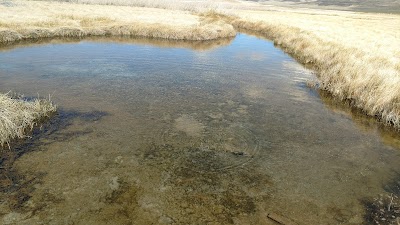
[361,173,400,224]
[327,204,359,224]
[30,189,65,216]
[135,143,273,224]
[384,174,400,197]
[0,109,108,211]
[4,173,45,212]
[362,195,400,225]
[98,179,142,224]
[1,109,108,159]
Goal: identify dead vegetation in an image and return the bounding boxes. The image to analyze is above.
[0,1,236,43]
[225,9,400,128]
[0,93,56,147]
[0,0,400,130]
[57,0,220,12]
[364,194,400,225]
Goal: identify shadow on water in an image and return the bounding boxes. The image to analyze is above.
[0,109,108,212]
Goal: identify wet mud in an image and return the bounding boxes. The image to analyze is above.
[0,109,108,216]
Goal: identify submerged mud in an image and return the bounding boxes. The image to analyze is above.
[0,110,107,216]
[0,34,400,224]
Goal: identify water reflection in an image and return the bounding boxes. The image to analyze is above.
[318,89,400,149]
[0,33,399,224]
[0,36,234,53]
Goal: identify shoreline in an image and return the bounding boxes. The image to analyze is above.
[225,9,400,128]
[1,0,400,130]
[0,1,236,43]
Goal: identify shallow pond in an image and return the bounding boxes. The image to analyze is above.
[0,34,400,224]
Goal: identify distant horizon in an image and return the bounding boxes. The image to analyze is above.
[247,0,400,14]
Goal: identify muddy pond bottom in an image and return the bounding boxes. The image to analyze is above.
[1,34,400,224]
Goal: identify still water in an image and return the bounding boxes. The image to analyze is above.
[0,34,400,224]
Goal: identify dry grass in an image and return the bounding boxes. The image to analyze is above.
[0,93,56,147]
[1,0,400,128]
[222,8,400,128]
[54,0,220,12]
[0,1,236,43]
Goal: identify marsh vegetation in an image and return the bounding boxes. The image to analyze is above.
[0,93,55,147]
[1,0,399,129]
[0,0,400,224]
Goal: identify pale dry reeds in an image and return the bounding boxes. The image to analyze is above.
[0,93,56,147]
[0,1,236,43]
[59,0,219,12]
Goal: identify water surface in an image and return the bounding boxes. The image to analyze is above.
[0,34,400,224]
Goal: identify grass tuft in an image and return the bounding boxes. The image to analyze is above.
[0,93,56,148]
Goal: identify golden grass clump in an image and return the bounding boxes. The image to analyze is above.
[0,93,56,147]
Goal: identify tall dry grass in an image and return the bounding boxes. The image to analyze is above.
[0,1,236,43]
[0,93,56,147]
[221,9,400,128]
[56,0,220,12]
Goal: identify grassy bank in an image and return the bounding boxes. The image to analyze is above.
[0,93,56,147]
[0,1,235,43]
[1,0,400,129]
[224,9,400,127]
